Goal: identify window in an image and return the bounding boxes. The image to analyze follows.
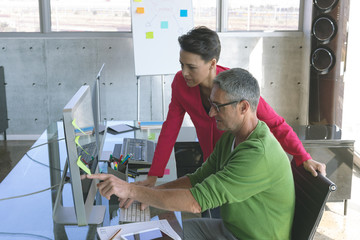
[227,0,301,31]
[193,0,217,31]
[0,0,301,34]
[0,0,40,32]
[50,0,131,32]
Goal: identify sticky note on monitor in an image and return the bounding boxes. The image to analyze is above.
[77,156,91,175]
[146,32,154,39]
[180,9,188,17]
[136,7,144,14]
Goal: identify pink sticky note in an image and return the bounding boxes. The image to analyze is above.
[164,169,170,175]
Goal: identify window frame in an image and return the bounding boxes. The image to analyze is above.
[0,0,304,37]
[217,0,304,33]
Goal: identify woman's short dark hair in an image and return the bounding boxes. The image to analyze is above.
[178,26,221,62]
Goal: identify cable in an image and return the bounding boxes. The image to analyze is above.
[28,137,65,150]
[0,181,68,202]
[24,137,66,172]
[25,152,63,172]
[0,232,52,240]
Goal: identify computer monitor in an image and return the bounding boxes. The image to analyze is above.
[53,85,106,226]
[92,63,107,158]
[93,63,106,134]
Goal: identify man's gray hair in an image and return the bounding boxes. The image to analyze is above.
[214,68,260,111]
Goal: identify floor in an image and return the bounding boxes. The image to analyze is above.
[0,140,35,183]
[314,166,360,240]
[1,140,360,239]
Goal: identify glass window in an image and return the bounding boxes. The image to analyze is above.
[0,0,40,32]
[193,0,217,30]
[50,0,131,32]
[227,0,301,31]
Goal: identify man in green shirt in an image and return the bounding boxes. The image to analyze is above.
[88,68,295,239]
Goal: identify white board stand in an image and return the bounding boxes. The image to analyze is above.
[131,0,193,121]
[136,75,167,121]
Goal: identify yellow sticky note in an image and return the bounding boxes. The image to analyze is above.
[146,32,154,39]
[72,119,86,135]
[77,156,91,175]
[134,0,142,2]
[75,136,89,155]
[136,7,145,14]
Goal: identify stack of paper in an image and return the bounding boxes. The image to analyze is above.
[97,219,181,240]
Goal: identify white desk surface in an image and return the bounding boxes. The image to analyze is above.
[0,121,191,239]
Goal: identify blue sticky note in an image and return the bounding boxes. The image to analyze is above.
[180,9,188,17]
[161,21,168,29]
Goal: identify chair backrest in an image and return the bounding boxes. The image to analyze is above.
[291,160,336,240]
[174,142,203,178]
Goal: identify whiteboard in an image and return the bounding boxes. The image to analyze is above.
[131,0,194,76]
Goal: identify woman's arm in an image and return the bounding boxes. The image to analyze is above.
[147,73,186,178]
[257,97,326,176]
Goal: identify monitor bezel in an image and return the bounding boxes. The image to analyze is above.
[53,85,105,226]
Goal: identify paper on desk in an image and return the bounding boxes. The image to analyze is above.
[97,219,181,240]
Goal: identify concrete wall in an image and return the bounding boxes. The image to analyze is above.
[0,33,309,139]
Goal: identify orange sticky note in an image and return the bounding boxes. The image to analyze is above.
[136,7,144,14]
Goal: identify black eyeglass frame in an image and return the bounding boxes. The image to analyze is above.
[208,98,245,112]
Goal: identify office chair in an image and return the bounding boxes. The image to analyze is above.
[291,160,336,240]
[174,142,203,178]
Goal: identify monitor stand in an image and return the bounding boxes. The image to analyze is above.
[53,161,106,226]
[53,205,106,225]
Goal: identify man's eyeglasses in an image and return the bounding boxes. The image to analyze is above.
[208,98,244,113]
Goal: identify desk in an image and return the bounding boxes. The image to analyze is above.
[0,121,182,239]
[292,125,354,215]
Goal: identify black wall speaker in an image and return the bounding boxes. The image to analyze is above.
[0,66,8,136]
[309,0,350,128]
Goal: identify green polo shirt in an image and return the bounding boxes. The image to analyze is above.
[188,121,295,239]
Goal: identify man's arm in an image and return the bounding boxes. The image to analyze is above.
[87,174,201,213]
[155,175,193,189]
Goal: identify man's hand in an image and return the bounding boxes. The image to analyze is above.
[303,159,326,177]
[87,173,131,200]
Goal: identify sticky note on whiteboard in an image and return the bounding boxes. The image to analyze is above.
[161,21,168,29]
[146,32,154,39]
[180,9,188,17]
[136,7,145,14]
[134,0,142,2]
